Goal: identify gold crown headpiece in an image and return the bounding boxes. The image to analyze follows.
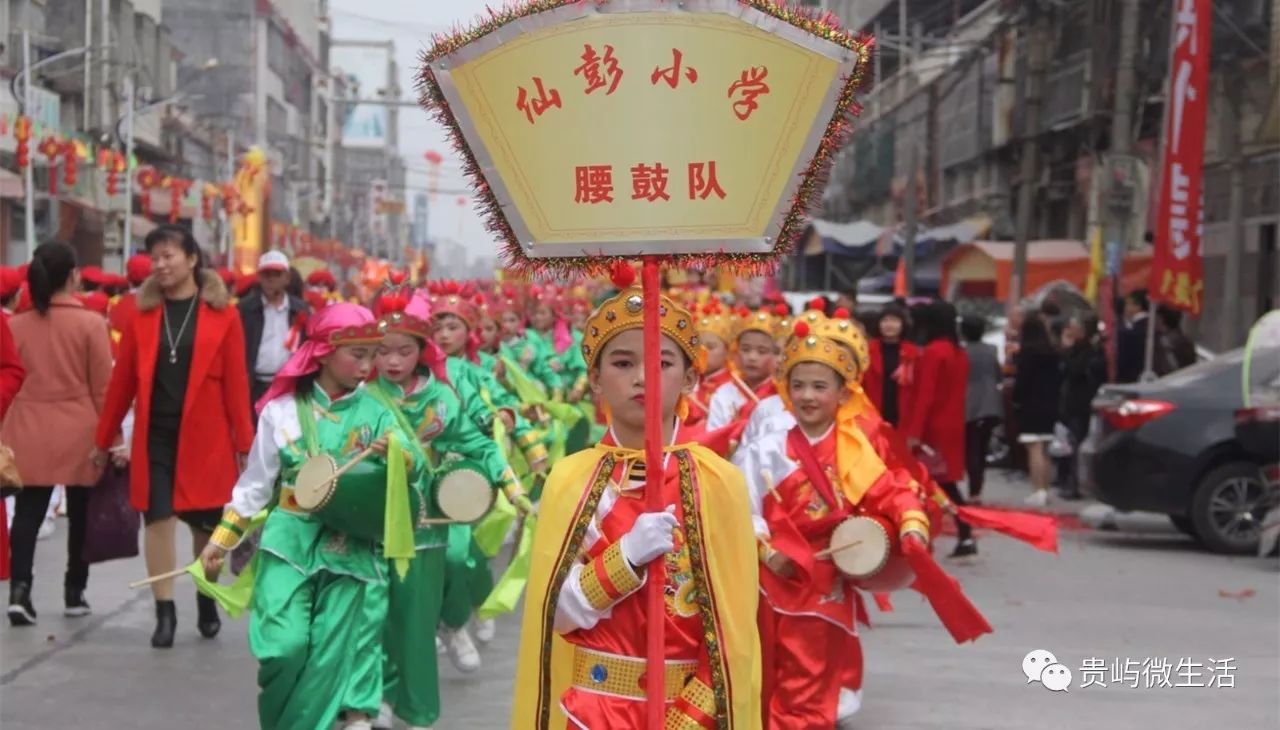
[780,321,860,382]
[426,280,481,328]
[581,265,699,367]
[373,288,433,341]
[696,303,736,345]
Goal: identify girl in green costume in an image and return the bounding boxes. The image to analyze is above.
[199,302,421,730]
[367,290,532,730]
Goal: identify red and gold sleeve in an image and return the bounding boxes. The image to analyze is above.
[577,540,644,611]
[209,508,252,551]
[860,472,932,544]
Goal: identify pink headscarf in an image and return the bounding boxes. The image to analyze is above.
[255,302,376,414]
[402,290,450,384]
[552,317,573,354]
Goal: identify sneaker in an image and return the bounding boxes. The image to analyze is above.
[64,586,92,617]
[1024,490,1049,508]
[472,616,496,645]
[949,539,978,558]
[436,635,445,654]
[836,688,862,721]
[36,516,55,540]
[443,627,482,673]
[342,721,372,730]
[7,581,37,626]
[372,702,393,730]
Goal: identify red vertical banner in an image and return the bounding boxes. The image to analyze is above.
[1150,0,1212,315]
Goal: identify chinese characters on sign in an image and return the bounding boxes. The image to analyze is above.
[573,162,726,205]
[1076,657,1237,690]
[516,77,562,124]
[574,44,623,95]
[516,47,771,122]
[1151,0,1210,314]
[652,48,698,87]
[728,66,770,120]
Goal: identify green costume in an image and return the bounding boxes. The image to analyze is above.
[366,366,521,728]
[210,387,420,730]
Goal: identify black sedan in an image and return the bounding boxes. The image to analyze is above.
[1079,347,1280,553]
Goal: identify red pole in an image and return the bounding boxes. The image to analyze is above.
[641,256,666,729]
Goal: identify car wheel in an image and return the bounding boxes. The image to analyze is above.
[1168,515,1198,538]
[1190,462,1269,554]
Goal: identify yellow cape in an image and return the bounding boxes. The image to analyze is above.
[511,444,762,730]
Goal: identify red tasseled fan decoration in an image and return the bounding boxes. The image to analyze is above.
[793,320,810,338]
[610,259,636,289]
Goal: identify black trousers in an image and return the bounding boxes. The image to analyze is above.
[938,480,973,542]
[8,485,90,588]
[250,378,272,417]
[965,417,1000,499]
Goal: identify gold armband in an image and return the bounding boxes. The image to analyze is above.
[210,509,251,550]
[579,541,643,611]
[898,509,931,542]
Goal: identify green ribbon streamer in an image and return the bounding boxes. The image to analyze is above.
[473,490,518,558]
[446,523,475,568]
[186,509,269,618]
[383,432,415,579]
[477,513,538,620]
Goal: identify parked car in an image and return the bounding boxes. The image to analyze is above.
[1079,347,1280,553]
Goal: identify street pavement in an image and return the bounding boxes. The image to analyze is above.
[2,470,1277,729]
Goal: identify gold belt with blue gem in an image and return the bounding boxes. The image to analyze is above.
[571,647,698,700]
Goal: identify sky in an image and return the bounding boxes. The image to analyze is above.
[329,0,498,269]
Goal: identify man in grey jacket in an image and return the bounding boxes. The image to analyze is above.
[961,315,1002,504]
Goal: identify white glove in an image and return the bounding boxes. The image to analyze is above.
[619,505,678,567]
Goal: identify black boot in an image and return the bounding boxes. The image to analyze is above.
[196,593,221,639]
[64,584,92,617]
[7,581,37,626]
[151,600,177,648]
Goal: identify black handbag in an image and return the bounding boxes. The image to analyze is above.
[82,465,141,564]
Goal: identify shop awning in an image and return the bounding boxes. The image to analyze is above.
[941,240,1153,301]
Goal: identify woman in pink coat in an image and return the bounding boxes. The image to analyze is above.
[2,242,113,625]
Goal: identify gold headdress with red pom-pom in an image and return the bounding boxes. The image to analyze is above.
[580,261,699,367]
[373,286,432,341]
[780,319,859,381]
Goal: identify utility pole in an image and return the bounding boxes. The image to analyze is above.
[1102,0,1147,378]
[122,75,135,261]
[22,30,35,261]
[1010,5,1050,305]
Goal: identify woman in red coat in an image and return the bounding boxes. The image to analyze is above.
[93,226,254,648]
[863,303,919,429]
[901,300,975,557]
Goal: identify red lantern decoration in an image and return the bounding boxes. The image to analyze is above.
[167,177,192,223]
[38,135,61,195]
[62,142,78,189]
[136,166,161,219]
[14,117,31,169]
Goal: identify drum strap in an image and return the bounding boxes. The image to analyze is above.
[787,426,847,517]
[295,395,322,457]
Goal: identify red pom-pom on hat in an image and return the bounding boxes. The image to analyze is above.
[773,303,789,316]
[610,260,636,289]
[806,296,827,313]
[793,320,810,337]
[832,307,851,319]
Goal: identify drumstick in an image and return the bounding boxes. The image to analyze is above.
[332,442,381,481]
[129,568,191,589]
[814,540,864,559]
[760,469,783,503]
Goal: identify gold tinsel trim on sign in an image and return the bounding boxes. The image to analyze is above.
[416,0,873,279]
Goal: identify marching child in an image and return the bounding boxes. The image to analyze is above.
[198,303,423,730]
[706,308,780,430]
[511,272,762,729]
[367,289,531,729]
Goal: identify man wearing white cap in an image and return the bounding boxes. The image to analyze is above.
[238,250,309,411]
